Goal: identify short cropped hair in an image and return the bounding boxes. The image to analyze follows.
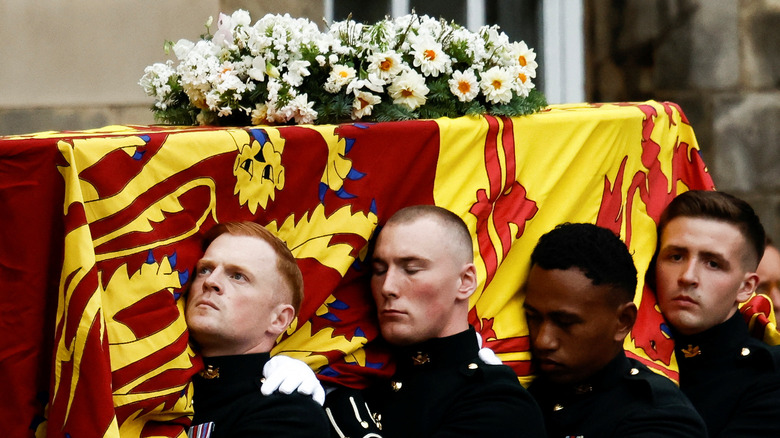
[657,190,765,269]
[530,223,638,303]
[202,221,304,315]
[384,205,474,264]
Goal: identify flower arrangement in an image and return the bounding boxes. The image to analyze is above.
[140,10,547,126]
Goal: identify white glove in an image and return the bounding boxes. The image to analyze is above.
[261,355,326,406]
[475,331,502,365]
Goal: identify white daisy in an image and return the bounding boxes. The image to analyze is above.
[513,66,535,97]
[509,41,538,76]
[324,64,357,93]
[480,66,514,104]
[367,51,404,81]
[352,90,382,119]
[448,70,479,102]
[411,37,451,77]
[388,70,429,110]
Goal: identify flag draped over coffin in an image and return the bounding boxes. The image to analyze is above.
[6,101,772,437]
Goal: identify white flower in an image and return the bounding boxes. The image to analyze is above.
[367,51,404,81]
[346,73,384,95]
[411,37,451,77]
[509,41,538,76]
[143,11,542,125]
[352,90,382,119]
[324,64,356,93]
[448,70,479,102]
[388,70,429,110]
[513,66,535,97]
[248,55,266,81]
[282,60,311,87]
[480,66,514,104]
[172,39,195,59]
[213,13,235,48]
[288,94,317,124]
[231,9,251,27]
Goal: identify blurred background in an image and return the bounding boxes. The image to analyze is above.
[1,0,779,239]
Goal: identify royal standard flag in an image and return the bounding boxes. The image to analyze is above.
[4,101,773,437]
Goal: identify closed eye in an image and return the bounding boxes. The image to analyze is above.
[372,263,387,276]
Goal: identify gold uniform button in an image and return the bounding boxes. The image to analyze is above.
[741,347,751,357]
[553,403,564,411]
[391,381,403,392]
[630,368,640,376]
[468,363,479,370]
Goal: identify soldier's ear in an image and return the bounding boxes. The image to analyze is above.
[456,263,477,301]
[736,272,759,304]
[615,301,637,342]
[268,303,295,337]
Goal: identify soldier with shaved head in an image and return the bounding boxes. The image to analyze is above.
[325,205,545,438]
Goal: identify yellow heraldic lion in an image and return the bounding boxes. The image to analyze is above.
[232,128,285,214]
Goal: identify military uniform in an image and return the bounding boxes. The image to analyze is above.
[673,312,780,437]
[529,351,706,437]
[190,353,329,438]
[325,327,545,437]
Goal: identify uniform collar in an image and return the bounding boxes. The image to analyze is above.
[672,312,749,362]
[533,350,629,398]
[197,352,271,384]
[394,327,478,371]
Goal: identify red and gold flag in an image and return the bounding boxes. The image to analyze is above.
[3,101,761,437]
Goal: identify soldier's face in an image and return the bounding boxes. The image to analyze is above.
[371,218,472,346]
[655,217,757,336]
[186,234,287,356]
[524,266,630,384]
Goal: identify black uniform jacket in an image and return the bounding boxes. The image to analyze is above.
[529,351,707,438]
[191,353,329,438]
[325,327,545,438]
[674,312,780,437]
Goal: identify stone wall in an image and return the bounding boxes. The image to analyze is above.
[0,0,321,135]
[586,0,780,240]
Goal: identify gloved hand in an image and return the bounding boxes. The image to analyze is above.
[261,355,326,406]
[476,331,502,365]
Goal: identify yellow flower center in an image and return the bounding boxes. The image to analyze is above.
[358,97,369,109]
[339,70,349,78]
[380,59,393,71]
[518,55,527,67]
[401,89,414,98]
[517,72,527,83]
[458,81,471,94]
[424,49,437,61]
[492,79,503,89]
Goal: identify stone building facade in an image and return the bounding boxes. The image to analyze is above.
[2,0,779,237]
[586,0,780,239]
